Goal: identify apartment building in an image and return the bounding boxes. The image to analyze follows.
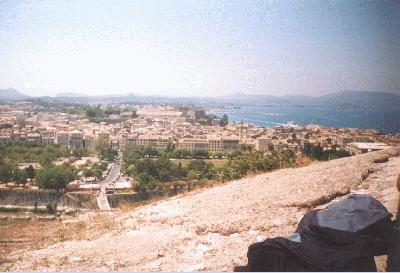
[42,136,54,144]
[178,138,209,151]
[0,134,11,145]
[84,134,94,148]
[56,131,70,147]
[118,133,128,150]
[127,133,139,148]
[336,135,354,147]
[40,129,55,138]
[70,130,84,149]
[136,134,171,149]
[178,136,240,153]
[208,137,223,152]
[96,131,110,142]
[27,133,42,145]
[271,140,289,152]
[255,136,273,152]
[221,136,240,152]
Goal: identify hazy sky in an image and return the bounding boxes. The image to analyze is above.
[0,0,399,97]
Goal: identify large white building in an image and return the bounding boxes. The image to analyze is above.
[177,136,240,153]
[346,142,388,155]
[255,136,273,152]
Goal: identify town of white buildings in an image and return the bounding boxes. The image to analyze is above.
[0,102,399,156]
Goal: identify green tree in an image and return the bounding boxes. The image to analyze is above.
[171,149,192,159]
[104,106,120,116]
[136,173,157,193]
[155,157,174,182]
[186,160,215,180]
[123,148,143,165]
[38,153,52,166]
[82,168,94,178]
[125,164,136,176]
[25,165,36,179]
[72,148,89,158]
[174,162,186,179]
[220,114,229,127]
[216,150,293,182]
[239,144,254,153]
[100,149,117,162]
[84,105,106,122]
[131,110,138,118]
[143,146,159,157]
[93,168,103,180]
[0,164,13,185]
[186,169,198,181]
[36,165,76,191]
[95,137,110,155]
[99,162,108,171]
[166,141,176,153]
[192,149,209,159]
[13,168,28,186]
[84,165,103,180]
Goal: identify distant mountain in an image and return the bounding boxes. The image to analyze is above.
[1,88,399,111]
[56,92,89,97]
[212,90,400,110]
[0,88,29,102]
[315,90,400,109]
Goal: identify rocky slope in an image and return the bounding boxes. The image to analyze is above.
[5,147,400,271]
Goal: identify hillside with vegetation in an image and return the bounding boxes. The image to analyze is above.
[121,146,297,194]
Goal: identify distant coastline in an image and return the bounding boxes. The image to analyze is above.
[208,105,400,135]
[1,88,400,134]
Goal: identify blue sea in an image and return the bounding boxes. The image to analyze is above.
[208,106,400,134]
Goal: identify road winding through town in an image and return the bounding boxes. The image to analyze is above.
[96,158,121,210]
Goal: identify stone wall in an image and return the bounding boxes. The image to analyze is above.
[0,188,98,210]
[67,192,98,209]
[107,192,144,208]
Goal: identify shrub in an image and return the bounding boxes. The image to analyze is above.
[46,202,57,214]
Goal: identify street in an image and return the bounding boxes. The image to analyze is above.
[96,157,121,210]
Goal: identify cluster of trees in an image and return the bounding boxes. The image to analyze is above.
[36,164,77,191]
[123,146,223,160]
[131,110,138,118]
[82,162,108,180]
[71,147,96,158]
[99,149,117,162]
[0,163,36,186]
[170,148,211,159]
[198,114,229,127]
[0,165,93,191]
[216,150,295,181]
[84,105,121,123]
[122,147,296,193]
[0,143,70,166]
[123,157,216,193]
[302,143,351,161]
[0,143,78,190]
[220,114,229,127]
[94,136,118,162]
[31,100,86,115]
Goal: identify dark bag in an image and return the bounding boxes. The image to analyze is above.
[243,194,398,272]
